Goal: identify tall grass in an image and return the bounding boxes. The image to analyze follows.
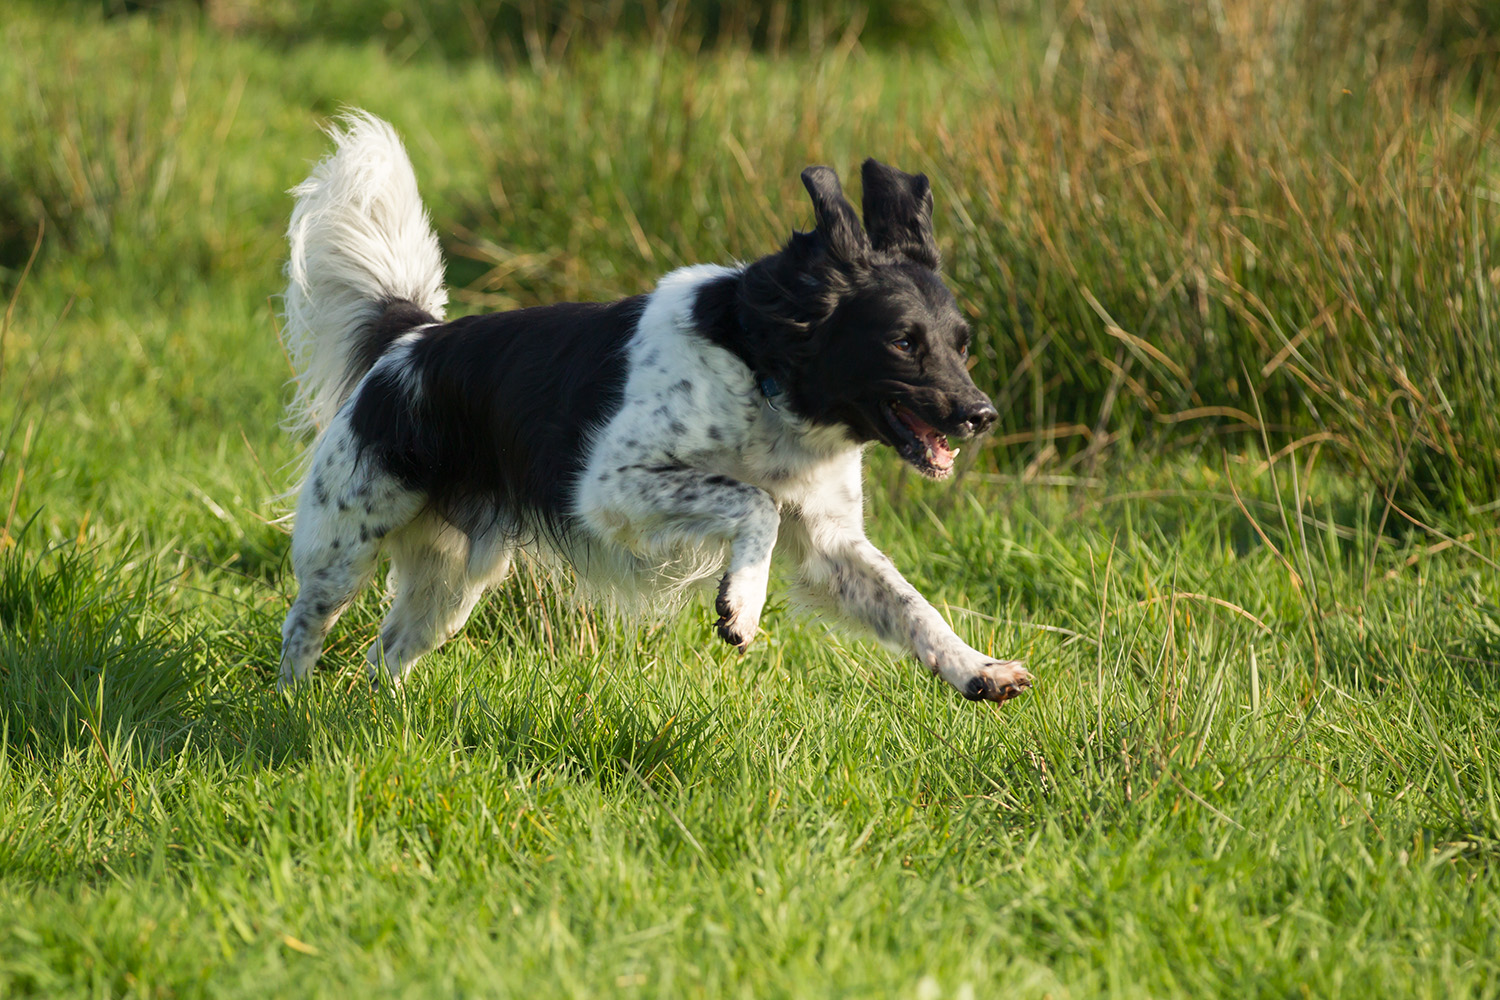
[4,1,1497,509]
[189,0,957,60]
[946,1,1500,508]
[0,533,207,761]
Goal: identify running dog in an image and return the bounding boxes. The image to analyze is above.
[276,111,1031,704]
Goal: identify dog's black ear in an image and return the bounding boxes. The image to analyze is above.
[800,166,869,262]
[860,159,939,270]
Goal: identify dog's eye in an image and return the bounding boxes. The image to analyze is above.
[893,338,913,353]
[958,343,969,359]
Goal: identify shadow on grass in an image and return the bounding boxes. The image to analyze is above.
[0,534,210,764]
[0,535,726,889]
[193,666,724,794]
[149,570,730,796]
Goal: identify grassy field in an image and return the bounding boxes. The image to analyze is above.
[2,1,1499,996]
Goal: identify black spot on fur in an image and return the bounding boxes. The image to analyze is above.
[669,421,687,435]
[715,572,734,619]
[829,562,899,640]
[673,379,693,394]
[707,426,722,441]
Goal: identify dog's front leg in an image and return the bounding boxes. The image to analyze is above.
[580,465,779,651]
[791,516,1031,703]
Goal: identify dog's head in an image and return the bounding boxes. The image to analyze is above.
[740,160,997,479]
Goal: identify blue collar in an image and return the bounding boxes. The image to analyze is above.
[757,373,784,411]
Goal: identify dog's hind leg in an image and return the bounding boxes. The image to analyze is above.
[367,517,514,686]
[278,426,424,689]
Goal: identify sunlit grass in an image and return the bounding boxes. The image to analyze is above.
[0,1,1497,996]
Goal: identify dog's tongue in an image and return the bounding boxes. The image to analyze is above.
[901,409,956,471]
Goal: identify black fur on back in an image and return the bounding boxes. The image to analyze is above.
[348,296,647,541]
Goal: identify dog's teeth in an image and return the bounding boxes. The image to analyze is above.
[951,447,960,458]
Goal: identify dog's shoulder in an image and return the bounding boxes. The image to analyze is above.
[577,264,862,503]
[626,263,759,423]
[591,265,761,458]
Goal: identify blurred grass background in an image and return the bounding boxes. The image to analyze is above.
[5,0,1500,513]
[1,2,1499,997]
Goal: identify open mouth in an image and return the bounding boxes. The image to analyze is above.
[882,402,958,479]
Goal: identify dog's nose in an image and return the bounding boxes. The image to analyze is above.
[958,400,998,437]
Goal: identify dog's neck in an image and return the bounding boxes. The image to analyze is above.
[688,270,794,409]
[756,372,785,409]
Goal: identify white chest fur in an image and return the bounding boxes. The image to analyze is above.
[571,265,865,597]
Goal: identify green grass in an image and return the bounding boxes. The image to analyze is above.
[2,1,1499,997]
[3,470,1499,997]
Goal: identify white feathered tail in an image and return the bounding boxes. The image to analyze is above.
[282,111,447,437]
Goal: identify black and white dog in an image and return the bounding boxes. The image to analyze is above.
[277,111,1031,705]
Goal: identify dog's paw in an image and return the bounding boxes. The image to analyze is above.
[367,668,405,694]
[714,571,765,652]
[365,641,410,691]
[276,653,313,693]
[959,660,1032,704]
